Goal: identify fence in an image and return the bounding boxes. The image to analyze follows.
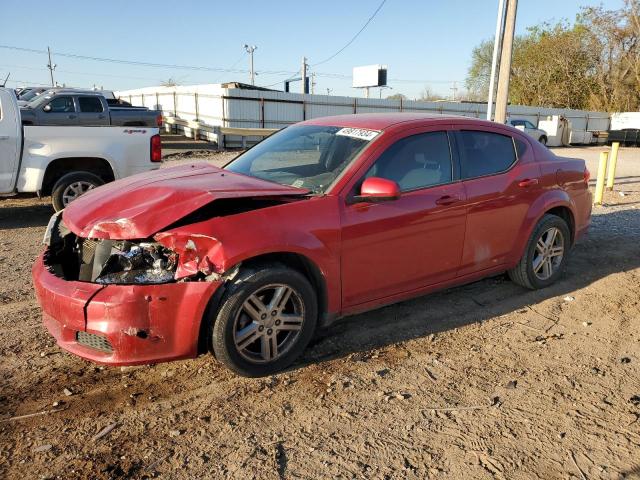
[116,84,612,148]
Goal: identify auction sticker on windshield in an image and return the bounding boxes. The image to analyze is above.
[336,127,379,141]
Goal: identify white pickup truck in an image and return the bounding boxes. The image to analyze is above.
[0,88,161,210]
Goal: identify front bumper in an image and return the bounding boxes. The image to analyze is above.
[32,252,222,366]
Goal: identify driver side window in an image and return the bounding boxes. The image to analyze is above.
[365,131,453,192]
[46,96,75,113]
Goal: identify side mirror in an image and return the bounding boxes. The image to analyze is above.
[355,177,400,203]
[43,104,52,112]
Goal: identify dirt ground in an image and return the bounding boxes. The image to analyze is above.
[1,145,639,479]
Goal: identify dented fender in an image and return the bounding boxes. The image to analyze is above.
[154,232,225,279]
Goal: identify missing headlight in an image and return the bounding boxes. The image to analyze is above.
[95,242,178,285]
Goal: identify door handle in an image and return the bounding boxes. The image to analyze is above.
[435,195,460,206]
[98,114,106,119]
[0,136,9,140]
[68,114,77,119]
[518,178,539,188]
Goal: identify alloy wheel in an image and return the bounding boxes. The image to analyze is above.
[532,227,564,280]
[61,181,96,206]
[233,284,305,364]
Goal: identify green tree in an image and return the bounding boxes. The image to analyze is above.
[465,0,640,111]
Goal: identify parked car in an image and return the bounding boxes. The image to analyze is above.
[33,113,592,377]
[20,90,162,127]
[16,86,50,106]
[508,119,548,145]
[0,88,162,210]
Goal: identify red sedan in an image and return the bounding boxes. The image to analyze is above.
[33,114,592,376]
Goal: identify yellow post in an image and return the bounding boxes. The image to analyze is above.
[594,151,609,205]
[606,141,620,191]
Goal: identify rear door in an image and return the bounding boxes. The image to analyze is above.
[40,95,78,125]
[77,96,109,126]
[0,89,21,193]
[454,126,541,276]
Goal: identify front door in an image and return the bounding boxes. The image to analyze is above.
[340,129,467,307]
[40,95,78,126]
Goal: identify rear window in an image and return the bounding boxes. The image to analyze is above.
[78,97,104,113]
[458,130,517,179]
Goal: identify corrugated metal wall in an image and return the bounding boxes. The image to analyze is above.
[116,84,611,145]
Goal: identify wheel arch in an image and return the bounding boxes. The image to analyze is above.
[510,192,578,268]
[197,251,330,354]
[41,157,116,195]
[544,205,575,245]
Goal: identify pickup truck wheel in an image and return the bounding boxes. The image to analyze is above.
[51,172,104,211]
[210,265,318,377]
[508,214,570,290]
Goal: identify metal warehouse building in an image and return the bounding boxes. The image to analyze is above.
[116,82,612,148]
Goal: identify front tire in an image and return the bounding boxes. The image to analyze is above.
[539,135,548,145]
[51,171,104,211]
[210,265,318,377]
[508,214,570,290]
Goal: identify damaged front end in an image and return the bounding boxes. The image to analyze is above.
[43,209,229,285]
[36,211,227,365]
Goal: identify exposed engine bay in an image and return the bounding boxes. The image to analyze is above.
[44,212,178,285]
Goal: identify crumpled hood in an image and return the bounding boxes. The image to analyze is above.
[63,163,308,239]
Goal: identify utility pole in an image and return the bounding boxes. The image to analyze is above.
[301,56,307,94]
[487,0,506,120]
[310,72,316,94]
[244,45,257,85]
[47,46,56,87]
[450,81,458,101]
[494,0,517,123]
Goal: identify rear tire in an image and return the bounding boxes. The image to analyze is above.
[508,214,570,290]
[210,264,318,377]
[51,171,104,211]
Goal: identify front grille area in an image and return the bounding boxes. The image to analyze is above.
[76,331,113,353]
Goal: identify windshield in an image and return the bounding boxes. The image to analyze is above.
[224,125,377,193]
[19,89,44,102]
[27,93,56,108]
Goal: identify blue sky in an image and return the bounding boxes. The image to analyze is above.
[0,0,624,98]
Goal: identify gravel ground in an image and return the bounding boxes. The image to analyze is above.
[0,144,639,479]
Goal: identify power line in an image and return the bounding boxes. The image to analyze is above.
[0,44,463,89]
[0,44,296,76]
[311,0,387,66]
[0,63,162,82]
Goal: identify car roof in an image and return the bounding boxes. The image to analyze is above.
[301,112,498,131]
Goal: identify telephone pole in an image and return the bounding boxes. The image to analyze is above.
[47,46,56,87]
[494,0,517,123]
[487,0,506,120]
[450,81,459,101]
[301,56,307,94]
[243,44,257,85]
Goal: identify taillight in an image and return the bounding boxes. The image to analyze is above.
[151,134,162,162]
[584,167,590,184]
[156,114,163,127]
